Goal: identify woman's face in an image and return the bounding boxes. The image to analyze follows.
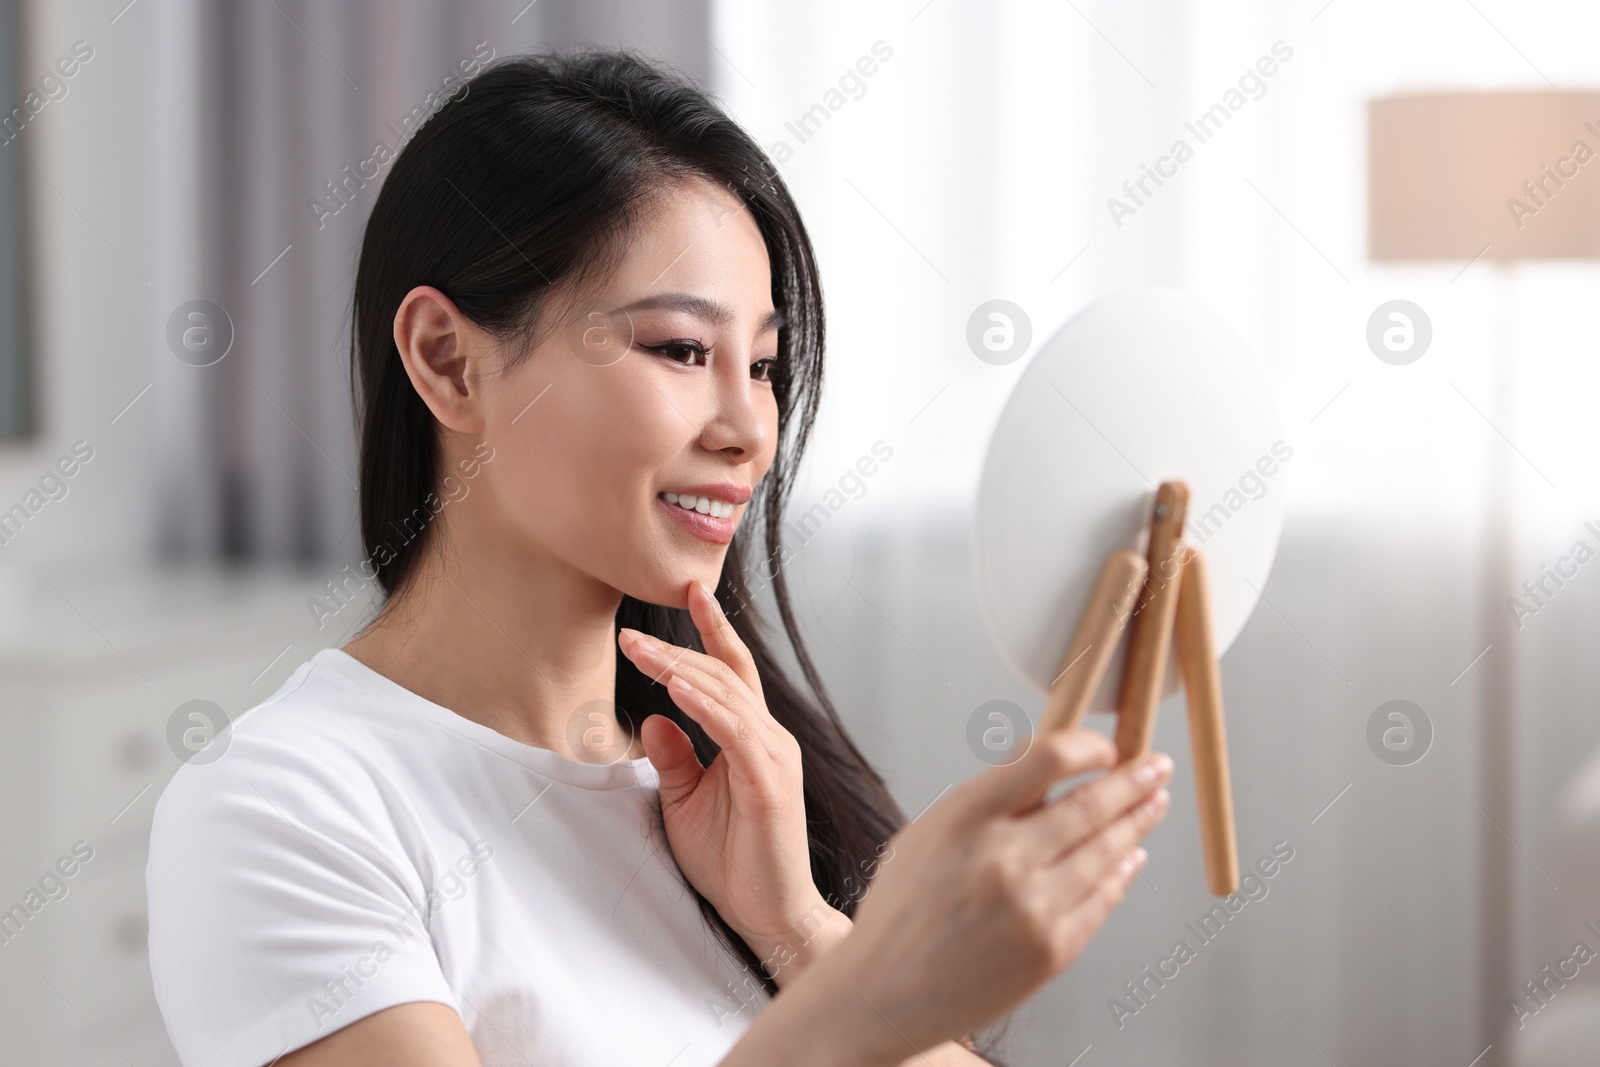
[475,177,782,609]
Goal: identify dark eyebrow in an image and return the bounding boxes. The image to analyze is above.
[620,292,785,334]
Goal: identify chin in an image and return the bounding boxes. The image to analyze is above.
[605,507,739,608]
[612,554,726,610]
[615,577,695,611]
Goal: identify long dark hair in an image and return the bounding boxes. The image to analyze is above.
[349,47,922,1020]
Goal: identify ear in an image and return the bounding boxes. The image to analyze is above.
[393,285,490,435]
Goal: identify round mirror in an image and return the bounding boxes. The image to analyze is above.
[973,287,1286,710]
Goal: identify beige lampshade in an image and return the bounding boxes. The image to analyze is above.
[1368,91,1600,261]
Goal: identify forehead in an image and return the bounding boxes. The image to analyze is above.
[602,177,773,311]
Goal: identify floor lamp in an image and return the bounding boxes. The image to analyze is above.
[1369,90,1600,1067]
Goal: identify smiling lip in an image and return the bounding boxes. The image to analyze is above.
[665,482,753,505]
[656,482,751,546]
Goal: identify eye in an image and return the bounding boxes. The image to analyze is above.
[750,358,777,382]
[645,339,708,366]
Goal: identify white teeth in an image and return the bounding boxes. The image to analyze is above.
[661,493,736,519]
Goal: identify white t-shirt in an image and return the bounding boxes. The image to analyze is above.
[147,647,772,1067]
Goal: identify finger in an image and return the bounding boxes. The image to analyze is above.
[636,652,780,755]
[1046,787,1168,898]
[957,728,1117,820]
[619,629,743,746]
[1020,751,1173,859]
[618,628,695,684]
[620,626,773,730]
[686,580,764,698]
[639,713,704,808]
[660,674,769,770]
[1049,847,1146,965]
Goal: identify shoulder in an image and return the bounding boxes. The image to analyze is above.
[147,650,425,895]
[154,652,387,820]
[144,652,459,1067]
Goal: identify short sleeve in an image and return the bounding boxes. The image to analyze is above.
[146,725,457,1067]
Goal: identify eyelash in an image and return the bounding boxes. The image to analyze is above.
[645,339,777,382]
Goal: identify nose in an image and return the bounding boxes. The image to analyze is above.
[698,359,769,462]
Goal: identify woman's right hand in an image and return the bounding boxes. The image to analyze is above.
[771,727,1172,1066]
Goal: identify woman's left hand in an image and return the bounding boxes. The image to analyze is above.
[618,580,850,985]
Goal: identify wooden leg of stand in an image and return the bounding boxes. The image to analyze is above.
[1173,545,1239,897]
[1038,549,1147,736]
[1114,480,1189,762]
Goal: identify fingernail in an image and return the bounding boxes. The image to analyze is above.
[1137,753,1172,786]
[1132,847,1149,870]
[1141,788,1170,819]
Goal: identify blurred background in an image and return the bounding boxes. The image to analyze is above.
[3,0,1599,1064]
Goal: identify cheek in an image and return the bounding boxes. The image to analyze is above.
[491,365,692,536]
[754,392,781,477]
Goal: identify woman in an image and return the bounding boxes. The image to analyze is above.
[145,50,1171,1067]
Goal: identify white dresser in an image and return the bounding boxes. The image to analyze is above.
[0,563,371,1065]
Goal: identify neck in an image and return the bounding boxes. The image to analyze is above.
[342,524,640,761]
